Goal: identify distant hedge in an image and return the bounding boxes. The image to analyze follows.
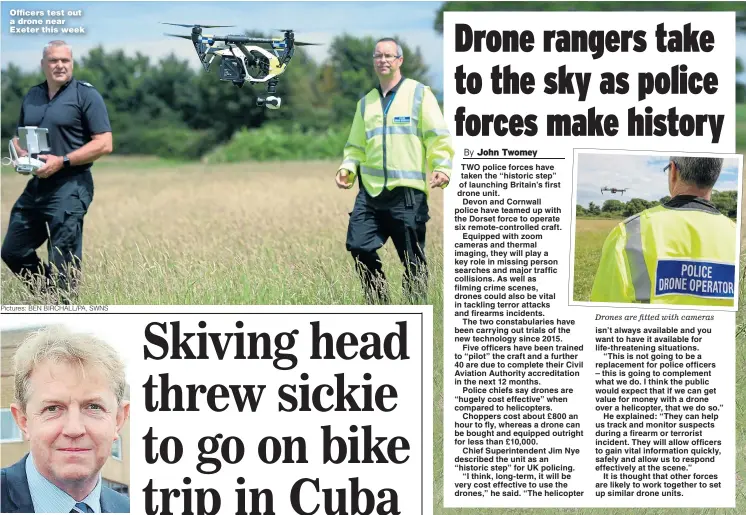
[203,125,350,163]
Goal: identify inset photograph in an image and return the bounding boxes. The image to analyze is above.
[570,150,742,309]
[0,325,130,513]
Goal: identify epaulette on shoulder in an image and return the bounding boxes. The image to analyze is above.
[78,81,95,88]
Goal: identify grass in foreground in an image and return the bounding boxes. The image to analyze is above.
[573,218,620,301]
[1,159,444,306]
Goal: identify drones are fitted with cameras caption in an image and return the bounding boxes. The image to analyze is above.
[163,23,320,109]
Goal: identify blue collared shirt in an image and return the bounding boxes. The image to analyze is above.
[25,453,102,513]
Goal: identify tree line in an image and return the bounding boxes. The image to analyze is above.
[577,190,738,219]
[1,34,432,160]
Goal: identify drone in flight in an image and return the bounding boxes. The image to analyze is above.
[601,187,629,195]
[162,23,320,109]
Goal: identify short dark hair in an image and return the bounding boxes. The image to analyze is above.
[671,156,723,189]
[375,37,403,59]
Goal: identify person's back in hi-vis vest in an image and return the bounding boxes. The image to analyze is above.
[591,156,737,306]
[335,37,453,304]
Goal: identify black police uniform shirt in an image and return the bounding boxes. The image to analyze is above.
[17,77,111,181]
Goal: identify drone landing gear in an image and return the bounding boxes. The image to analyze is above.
[257,78,282,110]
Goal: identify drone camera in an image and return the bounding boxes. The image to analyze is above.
[265,96,281,109]
[218,55,246,84]
[257,96,282,109]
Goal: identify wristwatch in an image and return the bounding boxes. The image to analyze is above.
[63,156,70,168]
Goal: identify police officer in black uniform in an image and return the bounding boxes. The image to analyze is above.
[2,40,112,300]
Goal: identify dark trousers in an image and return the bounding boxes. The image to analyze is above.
[346,186,430,304]
[1,174,93,297]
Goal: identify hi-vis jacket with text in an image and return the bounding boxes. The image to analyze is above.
[590,196,737,306]
[338,78,453,197]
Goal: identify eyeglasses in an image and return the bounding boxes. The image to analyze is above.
[372,53,400,61]
[663,161,677,174]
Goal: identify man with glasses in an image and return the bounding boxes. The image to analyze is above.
[336,37,453,304]
[590,156,737,306]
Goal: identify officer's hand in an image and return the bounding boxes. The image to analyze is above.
[336,169,353,189]
[430,171,449,189]
[12,138,28,158]
[36,155,63,179]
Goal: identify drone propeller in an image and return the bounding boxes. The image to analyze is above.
[272,29,321,45]
[164,33,192,40]
[161,22,235,28]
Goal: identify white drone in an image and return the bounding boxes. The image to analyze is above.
[162,23,320,109]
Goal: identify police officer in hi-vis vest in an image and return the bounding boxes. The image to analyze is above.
[591,156,737,306]
[336,37,454,304]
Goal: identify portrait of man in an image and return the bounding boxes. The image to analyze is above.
[1,327,130,513]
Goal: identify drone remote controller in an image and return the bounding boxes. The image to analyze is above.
[5,127,50,175]
[7,141,44,175]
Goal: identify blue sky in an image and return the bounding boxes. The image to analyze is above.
[4,3,746,93]
[1,1,446,84]
[576,153,740,209]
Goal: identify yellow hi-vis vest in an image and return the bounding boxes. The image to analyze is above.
[590,200,737,306]
[338,78,454,197]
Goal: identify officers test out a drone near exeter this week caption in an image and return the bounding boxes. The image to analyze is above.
[336,37,454,305]
[2,40,113,303]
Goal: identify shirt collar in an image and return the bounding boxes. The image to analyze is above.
[667,194,716,207]
[376,75,405,97]
[43,77,74,98]
[26,453,102,513]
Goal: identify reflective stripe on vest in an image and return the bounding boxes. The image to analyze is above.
[365,125,417,139]
[360,165,426,180]
[412,82,424,138]
[624,215,651,303]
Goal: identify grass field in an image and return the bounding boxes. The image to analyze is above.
[573,218,621,301]
[0,157,444,306]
